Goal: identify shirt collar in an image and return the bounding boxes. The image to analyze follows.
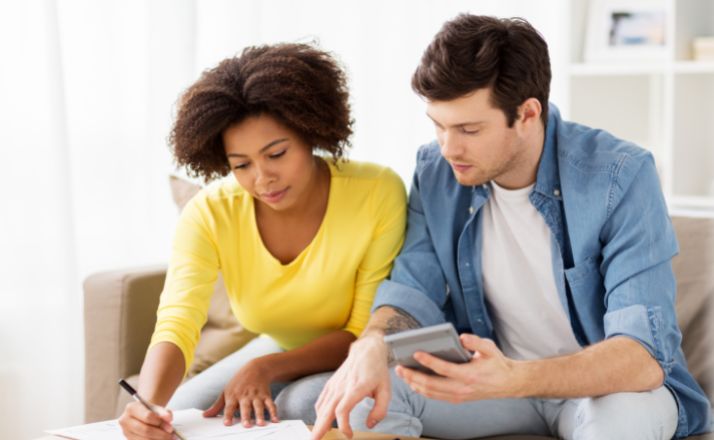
[533,103,562,200]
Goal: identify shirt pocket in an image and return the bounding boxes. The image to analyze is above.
[564,255,601,287]
[564,255,606,332]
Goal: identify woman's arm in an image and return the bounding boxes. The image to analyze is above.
[137,342,187,406]
[342,168,407,340]
[119,194,219,439]
[118,342,186,440]
[252,330,356,382]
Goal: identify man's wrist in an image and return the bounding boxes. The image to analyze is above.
[511,359,539,398]
[354,331,387,351]
[352,332,390,363]
[360,327,386,340]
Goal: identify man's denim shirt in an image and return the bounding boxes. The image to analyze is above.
[372,105,712,437]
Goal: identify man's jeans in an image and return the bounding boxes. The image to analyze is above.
[350,370,678,440]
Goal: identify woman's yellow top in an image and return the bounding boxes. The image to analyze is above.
[149,160,407,371]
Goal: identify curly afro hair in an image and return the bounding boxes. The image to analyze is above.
[170,43,353,182]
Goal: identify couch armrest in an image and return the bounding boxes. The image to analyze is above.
[84,265,167,422]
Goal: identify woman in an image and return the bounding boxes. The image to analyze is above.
[118,43,406,440]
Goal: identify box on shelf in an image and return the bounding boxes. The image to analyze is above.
[693,37,714,61]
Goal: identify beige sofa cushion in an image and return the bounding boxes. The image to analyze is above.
[672,216,714,402]
[169,175,257,378]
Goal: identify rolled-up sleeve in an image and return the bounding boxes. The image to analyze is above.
[599,153,680,375]
[371,155,447,327]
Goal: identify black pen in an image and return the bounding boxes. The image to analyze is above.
[118,378,188,440]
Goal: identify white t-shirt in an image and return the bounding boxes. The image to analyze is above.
[480,181,581,360]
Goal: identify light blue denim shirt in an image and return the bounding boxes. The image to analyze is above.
[372,105,711,437]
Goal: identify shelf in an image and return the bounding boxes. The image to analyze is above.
[569,62,714,76]
[566,0,714,211]
[669,196,714,218]
[671,195,714,207]
[673,61,714,74]
[569,61,714,76]
[569,63,666,76]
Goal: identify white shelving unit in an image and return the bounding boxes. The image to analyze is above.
[564,0,714,215]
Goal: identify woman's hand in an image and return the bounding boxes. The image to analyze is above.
[203,359,278,427]
[118,401,175,440]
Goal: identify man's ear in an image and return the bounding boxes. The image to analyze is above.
[516,98,542,131]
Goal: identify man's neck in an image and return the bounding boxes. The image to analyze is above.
[493,125,546,190]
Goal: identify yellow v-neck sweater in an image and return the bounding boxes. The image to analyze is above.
[149,160,406,371]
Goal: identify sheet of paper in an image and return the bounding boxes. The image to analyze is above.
[46,408,312,440]
[45,418,124,440]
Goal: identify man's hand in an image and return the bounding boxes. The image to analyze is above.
[204,359,278,427]
[396,333,523,403]
[311,334,392,440]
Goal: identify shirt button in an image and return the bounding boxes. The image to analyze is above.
[468,206,475,215]
[465,262,470,267]
[553,189,561,197]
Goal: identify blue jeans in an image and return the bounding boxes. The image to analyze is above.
[350,369,678,439]
[167,335,332,424]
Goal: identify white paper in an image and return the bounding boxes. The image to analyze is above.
[45,418,124,440]
[46,409,312,440]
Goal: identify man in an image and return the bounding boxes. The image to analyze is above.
[311,14,712,440]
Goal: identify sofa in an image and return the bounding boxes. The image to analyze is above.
[84,176,714,439]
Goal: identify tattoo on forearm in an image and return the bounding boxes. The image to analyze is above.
[380,307,420,364]
[383,307,420,336]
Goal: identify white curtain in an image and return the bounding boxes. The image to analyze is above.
[0,1,566,437]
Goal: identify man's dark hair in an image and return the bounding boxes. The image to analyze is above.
[412,14,551,127]
[170,43,352,182]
